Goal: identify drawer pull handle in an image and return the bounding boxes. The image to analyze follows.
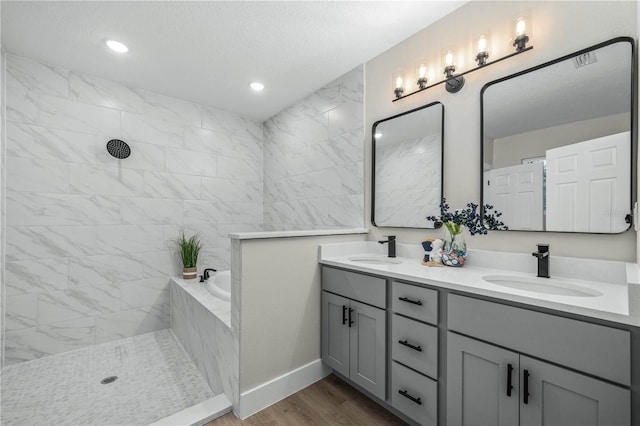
[342,305,347,325]
[398,296,423,306]
[506,363,514,397]
[523,369,530,404]
[398,339,422,352]
[348,308,354,327]
[398,389,422,405]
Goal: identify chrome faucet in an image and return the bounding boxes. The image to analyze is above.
[378,235,396,258]
[532,244,550,278]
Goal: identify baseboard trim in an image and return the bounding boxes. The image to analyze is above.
[150,393,232,426]
[238,359,331,419]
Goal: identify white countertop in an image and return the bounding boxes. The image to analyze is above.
[229,228,369,240]
[319,242,640,327]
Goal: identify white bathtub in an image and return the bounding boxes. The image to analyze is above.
[204,270,231,301]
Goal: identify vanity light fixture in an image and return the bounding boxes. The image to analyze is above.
[249,82,265,91]
[443,50,465,93]
[475,35,490,66]
[106,40,128,53]
[513,16,530,52]
[391,18,533,102]
[416,62,428,89]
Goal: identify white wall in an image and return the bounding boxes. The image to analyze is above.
[491,113,630,168]
[238,233,367,392]
[366,1,637,261]
[3,54,264,364]
[263,66,364,230]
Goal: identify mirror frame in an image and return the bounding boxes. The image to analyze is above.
[480,36,636,234]
[371,101,445,228]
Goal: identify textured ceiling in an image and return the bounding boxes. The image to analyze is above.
[1,1,467,121]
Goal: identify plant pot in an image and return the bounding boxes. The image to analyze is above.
[183,267,197,280]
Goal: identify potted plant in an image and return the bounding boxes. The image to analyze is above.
[176,232,202,279]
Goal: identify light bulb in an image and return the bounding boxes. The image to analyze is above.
[395,75,404,89]
[418,64,427,78]
[445,51,454,67]
[478,35,487,53]
[516,17,526,36]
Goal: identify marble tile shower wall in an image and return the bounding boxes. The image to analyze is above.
[3,54,264,365]
[1,48,6,369]
[263,65,364,230]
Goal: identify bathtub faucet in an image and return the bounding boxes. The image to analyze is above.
[199,268,218,282]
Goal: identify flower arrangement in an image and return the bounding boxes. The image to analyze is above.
[426,198,508,235]
[426,198,507,266]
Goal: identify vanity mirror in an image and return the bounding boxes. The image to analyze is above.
[372,101,444,228]
[481,37,634,233]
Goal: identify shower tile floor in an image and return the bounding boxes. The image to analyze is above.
[1,329,214,425]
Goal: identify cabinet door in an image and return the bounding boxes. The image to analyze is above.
[349,300,386,400]
[321,291,349,378]
[520,356,631,426]
[447,332,519,426]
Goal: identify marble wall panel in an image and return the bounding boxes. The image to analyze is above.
[4,317,96,364]
[4,53,263,364]
[170,281,236,405]
[262,65,364,230]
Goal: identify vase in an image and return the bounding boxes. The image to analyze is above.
[183,267,197,280]
[442,227,467,267]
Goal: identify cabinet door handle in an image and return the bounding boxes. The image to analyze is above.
[398,339,423,352]
[342,305,347,325]
[398,389,422,405]
[348,308,354,327]
[398,296,423,306]
[506,363,514,397]
[523,369,530,404]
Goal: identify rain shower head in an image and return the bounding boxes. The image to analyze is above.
[106,139,131,159]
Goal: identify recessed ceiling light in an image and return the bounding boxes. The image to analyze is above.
[106,40,129,53]
[249,82,265,91]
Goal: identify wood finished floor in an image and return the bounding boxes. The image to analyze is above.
[205,374,407,426]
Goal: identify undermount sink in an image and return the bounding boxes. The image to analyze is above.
[482,275,604,298]
[348,256,402,265]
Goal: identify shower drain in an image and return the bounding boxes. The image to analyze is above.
[100,376,118,385]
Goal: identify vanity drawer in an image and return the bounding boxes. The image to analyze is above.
[392,281,438,325]
[392,314,438,378]
[448,294,631,385]
[391,361,437,426]
[322,267,385,308]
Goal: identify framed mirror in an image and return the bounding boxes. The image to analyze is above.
[372,101,444,228]
[481,37,634,233]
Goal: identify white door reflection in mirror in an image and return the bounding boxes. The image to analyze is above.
[485,162,544,231]
[546,131,630,233]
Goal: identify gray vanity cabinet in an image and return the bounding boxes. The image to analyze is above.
[321,291,350,377]
[447,332,519,426]
[390,281,439,425]
[448,332,630,426]
[520,356,630,426]
[447,294,631,426]
[321,267,386,400]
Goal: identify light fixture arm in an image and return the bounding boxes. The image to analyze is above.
[392,46,533,102]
